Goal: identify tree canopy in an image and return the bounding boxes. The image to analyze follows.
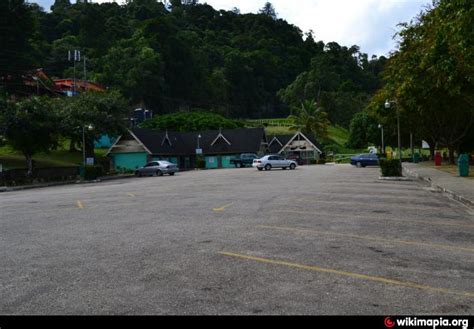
[368,0,474,158]
[3,0,384,122]
[139,111,244,132]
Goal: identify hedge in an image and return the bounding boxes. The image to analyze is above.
[379,158,402,177]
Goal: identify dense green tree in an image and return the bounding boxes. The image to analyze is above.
[346,111,379,149]
[370,0,474,162]
[0,0,37,95]
[279,42,386,127]
[288,100,330,139]
[96,32,164,109]
[58,91,129,159]
[6,0,386,122]
[259,2,277,20]
[2,97,60,174]
[139,111,244,132]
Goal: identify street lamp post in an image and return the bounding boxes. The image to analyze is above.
[82,124,94,168]
[378,124,384,155]
[385,100,401,161]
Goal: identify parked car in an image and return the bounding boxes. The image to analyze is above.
[252,155,298,171]
[135,161,179,177]
[350,154,379,167]
[230,153,258,168]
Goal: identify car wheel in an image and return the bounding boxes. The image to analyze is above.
[264,164,272,171]
[282,167,287,170]
[156,170,163,177]
[169,172,175,176]
[356,162,362,168]
[135,171,141,177]
[290,163,296,170]
[257,167,263,171]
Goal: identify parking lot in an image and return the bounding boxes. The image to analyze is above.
[0,164,473,315]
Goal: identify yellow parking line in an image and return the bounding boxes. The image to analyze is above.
[76,200,84,209]
[272,209,474,229]
[219,251,474,298]
[213,203,233,212]
[257,225,474,253]
[127,193,136,197]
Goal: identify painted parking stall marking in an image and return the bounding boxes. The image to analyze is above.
[219,251,474,298]
[213,203,234,212]
[76,200,84,209]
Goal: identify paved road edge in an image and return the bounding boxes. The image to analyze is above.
[403,165,474,211]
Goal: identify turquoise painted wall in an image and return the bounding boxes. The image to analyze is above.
[222,155,237,168]
[94,135,115,148]
[112,152,148,170]
[205,156,218,169]
[167,157,178,165]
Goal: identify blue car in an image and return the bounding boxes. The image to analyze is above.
[350,153,379,167]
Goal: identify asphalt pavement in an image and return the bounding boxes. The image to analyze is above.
[0,164,473,315]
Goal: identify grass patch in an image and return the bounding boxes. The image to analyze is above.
[0,143,108,170]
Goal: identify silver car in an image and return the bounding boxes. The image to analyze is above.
[252,155,298,171]
[135,161,179,177]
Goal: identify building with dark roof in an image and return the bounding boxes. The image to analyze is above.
[106,127,268,171]
[267,131,323,164]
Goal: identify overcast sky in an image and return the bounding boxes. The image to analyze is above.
[32,0,431,57]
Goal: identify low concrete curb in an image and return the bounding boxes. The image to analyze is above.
[0,174,136,193]
[403,165,474,211]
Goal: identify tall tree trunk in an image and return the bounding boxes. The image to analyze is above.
[24,153,34,176]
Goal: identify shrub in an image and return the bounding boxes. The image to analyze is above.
[379,159,402,177]
[317,159,326,165]
[84,165,104,180]
[309,159,317,165]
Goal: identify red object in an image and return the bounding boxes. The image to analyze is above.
[435,151,442,166]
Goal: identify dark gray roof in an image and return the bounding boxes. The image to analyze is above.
[267,132,323,154]
[131,127,266,155]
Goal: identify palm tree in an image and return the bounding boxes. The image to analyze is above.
[288,99,330,139]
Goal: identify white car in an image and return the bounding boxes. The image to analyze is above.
[135,161,179,177]
[252,155,298,171]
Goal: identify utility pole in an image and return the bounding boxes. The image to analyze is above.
[83,56,87,92]
[68,49,81,95]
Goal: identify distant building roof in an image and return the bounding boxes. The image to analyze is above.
[53,79,105,93]
[267,132,323,154]
[120,127,267,156]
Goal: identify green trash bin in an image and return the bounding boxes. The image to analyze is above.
[458,154,469,177]
[412,153,420,164]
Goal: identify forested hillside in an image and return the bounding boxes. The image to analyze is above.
[2,0,385,123]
